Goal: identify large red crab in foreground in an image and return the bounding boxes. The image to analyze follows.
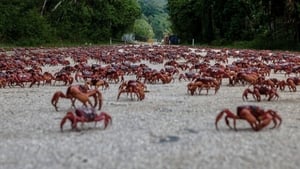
[60,107,112,132]
[215,105,282,131]
[51,84,103,111]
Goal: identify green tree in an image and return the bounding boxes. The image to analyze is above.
[0,0,141,45]
[138,0,171,40]
[167,0,300,48]
[44,0,141,42]
[0,0,51,45]
[168,0,205,43]
[109,0,141,38]
[133,18,154,41]
[45,0,92,41]
[213,0,251,41]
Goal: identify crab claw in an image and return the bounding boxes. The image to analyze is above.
[99,112,112,129]
[60,112,76,132]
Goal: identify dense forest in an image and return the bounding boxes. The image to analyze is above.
[0,0,299,50]
[0,0,142,46]
[137,0,171,41]
[168,0,300,49]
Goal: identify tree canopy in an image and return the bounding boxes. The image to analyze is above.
[167,0,300,49]
[1,0,300,50]
[0,0,141,46]
[137,0,171,40]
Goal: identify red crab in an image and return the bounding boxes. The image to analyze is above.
[60,107,112,131]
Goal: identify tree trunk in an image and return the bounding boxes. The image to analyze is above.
[41,0,47,16]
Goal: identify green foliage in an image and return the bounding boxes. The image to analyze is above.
[168,0,300,49]
[110,0,141,38]
[0,0,52,45]
[138,0,171,40]
[0,0,141,46]
[133,19,154,41]
[220,0,250,40]
[168,0,207,42]
[2,0,300,50]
